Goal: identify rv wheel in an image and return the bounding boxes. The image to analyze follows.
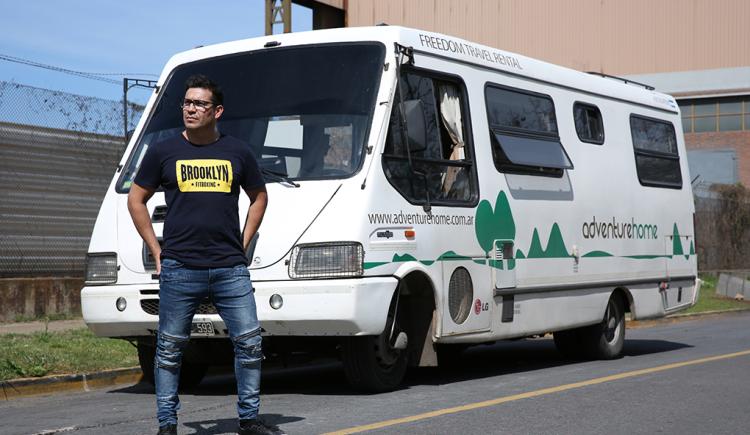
[136,339,208,389]
[342,292,408,392]
[581,295,625,359]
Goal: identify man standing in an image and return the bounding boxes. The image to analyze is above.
[128,75,281,435]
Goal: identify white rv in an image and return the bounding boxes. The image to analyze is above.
[81,26,699,391]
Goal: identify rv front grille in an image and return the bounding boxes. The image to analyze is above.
[140,299,159,315]
[140,299,218,316]
[152,206,168,222]
[142,238,164,271]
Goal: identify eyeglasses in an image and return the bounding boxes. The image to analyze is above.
[181,99,215,111]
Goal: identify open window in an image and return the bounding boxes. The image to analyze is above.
[630,115,682,189]
[485,84,572,177]
[574,102,605,144]
[382,70,478,206]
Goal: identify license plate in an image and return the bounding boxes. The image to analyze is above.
[190,321,215,337]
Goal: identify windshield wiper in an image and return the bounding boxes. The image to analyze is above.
[261,168,300,187]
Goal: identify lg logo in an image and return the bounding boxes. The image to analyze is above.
[474,299,489,315]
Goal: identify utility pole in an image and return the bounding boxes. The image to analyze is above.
[265,0,292,35]
[122,78,157,145]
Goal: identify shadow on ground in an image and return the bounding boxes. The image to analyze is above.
[112,337,691,398]
[182,414,303,435]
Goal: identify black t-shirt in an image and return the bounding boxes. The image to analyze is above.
[134,134,264,268]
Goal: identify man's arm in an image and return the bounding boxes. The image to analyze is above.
[242,186,269,252]
[128,183,162,275]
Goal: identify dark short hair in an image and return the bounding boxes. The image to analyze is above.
[184,74,223,105]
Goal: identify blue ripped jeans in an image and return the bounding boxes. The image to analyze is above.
[156,258,262,426]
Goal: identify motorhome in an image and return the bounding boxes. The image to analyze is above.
[81,26,699,392]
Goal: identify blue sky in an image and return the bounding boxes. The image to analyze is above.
[0,1,312,105]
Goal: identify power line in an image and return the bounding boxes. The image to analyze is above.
[0,53,158,86]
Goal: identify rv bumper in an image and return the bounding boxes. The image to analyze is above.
[81,285,161,337]
[81,277,399,337]
[254,277,399,335]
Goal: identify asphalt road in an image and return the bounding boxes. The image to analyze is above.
[2,312,749,435]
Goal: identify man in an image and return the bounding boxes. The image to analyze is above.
[128,75,281,435]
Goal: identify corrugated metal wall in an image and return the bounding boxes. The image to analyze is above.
[343,0,750,75]
[0,121,122,277]
[0,81,143,278]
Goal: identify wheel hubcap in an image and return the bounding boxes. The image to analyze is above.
[604,300,620,343]
[374,298,403,367]
[374,332,401,367]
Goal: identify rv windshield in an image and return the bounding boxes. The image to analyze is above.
[117,43,385,192]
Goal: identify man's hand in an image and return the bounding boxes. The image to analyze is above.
[128,183,161,276]
[155,253,162,276]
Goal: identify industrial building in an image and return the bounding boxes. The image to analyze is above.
[277,0,750,187]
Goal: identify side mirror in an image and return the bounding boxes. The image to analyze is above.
[400,99,427,153]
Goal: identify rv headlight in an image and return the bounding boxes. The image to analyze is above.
[85,253,118,285]
[289,242,364,279]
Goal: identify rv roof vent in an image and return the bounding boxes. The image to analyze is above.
[264,41,282,48]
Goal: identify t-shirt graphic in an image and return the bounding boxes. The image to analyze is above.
[176,159,233,192]
[134,134,265,267]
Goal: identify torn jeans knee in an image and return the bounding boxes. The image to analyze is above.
[156,332,189,370]
[233,329,263,368]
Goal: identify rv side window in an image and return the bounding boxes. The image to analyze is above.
[629,115,682,189]
[485,85,572,177]
[574,102,604,144]
[382,71,478,206]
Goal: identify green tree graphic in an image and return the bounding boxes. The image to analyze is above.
[474,191,515,253]
[528,229,544,258]
[672,223,684,256]
[528,224,570,258]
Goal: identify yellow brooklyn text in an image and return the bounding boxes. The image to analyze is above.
[176,159,233,192]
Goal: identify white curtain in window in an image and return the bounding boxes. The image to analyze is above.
[439,84,464,192]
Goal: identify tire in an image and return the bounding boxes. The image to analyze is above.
[136,340,208,389]
[580,295,626,360]
[342,293,408,392]
[553,328,583,359]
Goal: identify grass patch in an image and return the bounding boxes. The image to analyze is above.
[683,274,750,314]
[0,328,137,381]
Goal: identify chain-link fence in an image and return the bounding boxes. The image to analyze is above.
[0,81,144,277]
[693,183,750,271]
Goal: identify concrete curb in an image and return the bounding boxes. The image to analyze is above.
[0,319,86,335]
[1,367,142,401]
[627,307,750,329]
[667,307,750,318]
[3,308,749,401]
